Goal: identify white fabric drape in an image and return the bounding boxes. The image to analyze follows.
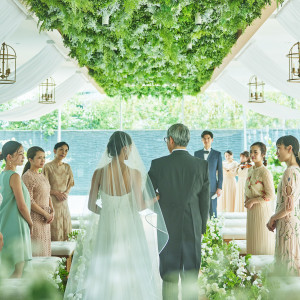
[216,72,300,119]
[0,73,86,121]
[238,44,300,100]
[0,45,64,104]
[276,0,300,40]
[0,0,26,42]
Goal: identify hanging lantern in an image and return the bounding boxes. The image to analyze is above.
[102,13,109,26]
[195,12,202,25]
[248,75,265,103]
[39,77,56,104]
[287,42,300,83]
[0,42,16,84]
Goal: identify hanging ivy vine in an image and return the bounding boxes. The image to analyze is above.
[24,0,273,98]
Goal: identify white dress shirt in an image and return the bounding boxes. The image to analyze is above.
[172,149,188,152]
[203,148,211,160]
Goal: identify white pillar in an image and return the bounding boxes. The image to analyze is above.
[181,96,185,123]
[243,106,247,150]
[57,108,62,142]
[119,97,123,130]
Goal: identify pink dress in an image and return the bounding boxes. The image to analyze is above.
[22,170,51,256]
[275,166,300,276]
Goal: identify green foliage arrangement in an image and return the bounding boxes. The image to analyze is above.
[199,217,271,299]
[24,0,274,98]
[68,230,80,241]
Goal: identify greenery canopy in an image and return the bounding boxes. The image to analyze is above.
[25,0,272,98]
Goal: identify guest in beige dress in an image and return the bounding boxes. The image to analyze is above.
[245,142,275,255]
[235,151,252,212]
[222,150,238,212]
[267,135,300,276]
[22,147,54,256]
[42,142,74,241]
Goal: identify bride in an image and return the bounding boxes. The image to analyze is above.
[65,131,168,300]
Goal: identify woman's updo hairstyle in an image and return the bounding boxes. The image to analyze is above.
[251,142,267,166]
[54,141,69,150]
[107,131,132,157]
[22,146,45,175]
[225,150,233,156]
[240,151,251,163]
[0,141,22,161]
[276,135,300,167]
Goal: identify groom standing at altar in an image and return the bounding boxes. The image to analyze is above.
[149,123,210,300]
[194,130,223,218]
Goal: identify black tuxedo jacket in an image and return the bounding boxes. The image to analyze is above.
[148,150,210,277]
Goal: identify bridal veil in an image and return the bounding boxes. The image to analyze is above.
[65,131,168,300]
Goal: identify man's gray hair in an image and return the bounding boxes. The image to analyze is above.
[167,123,190,147]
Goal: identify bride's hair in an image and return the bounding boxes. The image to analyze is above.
[107,131,132,157]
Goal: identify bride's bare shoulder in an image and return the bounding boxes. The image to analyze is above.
[92,168,104,180]
[128,167,142,180]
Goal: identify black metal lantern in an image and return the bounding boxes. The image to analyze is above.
[248,75,265,103]
[0,42,16,84]
[287,42,300,83]
[39,77,56,104]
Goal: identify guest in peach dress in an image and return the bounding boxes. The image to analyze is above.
[222,150,238,212]
[22,147,54,256]
[235,151,252,212]
[267,135,300,276]
[43,142,74,241]
[245,142,275,255]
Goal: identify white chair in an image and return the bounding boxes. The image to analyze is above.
[51,241,76,272]
[224,219,246,228]
[31,256,61,275]
[219,212,247,219]
[221,227,246,243]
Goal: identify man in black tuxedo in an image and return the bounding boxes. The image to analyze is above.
[149,124,210,300]
[194,130,223,218]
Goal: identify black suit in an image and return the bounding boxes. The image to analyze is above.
[149,150,210,300]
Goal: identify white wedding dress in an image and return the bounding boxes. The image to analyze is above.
[65,133,168,300]
[84,190,160,300]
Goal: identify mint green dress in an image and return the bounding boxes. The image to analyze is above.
[0,170,32,276]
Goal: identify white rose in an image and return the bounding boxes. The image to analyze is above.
[212,283,219,292]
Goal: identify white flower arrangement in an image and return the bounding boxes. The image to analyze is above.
[199,218,270,299]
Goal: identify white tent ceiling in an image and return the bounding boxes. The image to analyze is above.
[208,0,300,119]
[0,0,104,121]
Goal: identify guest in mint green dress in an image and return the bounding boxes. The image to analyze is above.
[0,141,33,278]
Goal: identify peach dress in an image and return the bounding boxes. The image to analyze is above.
[22,170,52,256]
[275,166,300,276]
[222,160,238,212]
[245,165,275,255]
[43,161,74,241]
[235,164,252,212]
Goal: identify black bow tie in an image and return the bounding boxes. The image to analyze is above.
[204,151,209,154]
